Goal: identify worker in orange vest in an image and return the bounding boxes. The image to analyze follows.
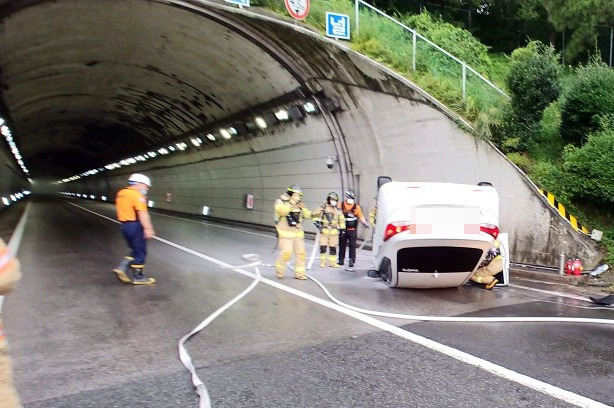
[0,237,22,407]
[338,190,370,271]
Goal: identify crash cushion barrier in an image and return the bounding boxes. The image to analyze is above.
[538,189,590,234]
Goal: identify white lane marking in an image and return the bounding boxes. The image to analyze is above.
[68,201,612,408]
[510,284,593,303]
[0,201,31,313]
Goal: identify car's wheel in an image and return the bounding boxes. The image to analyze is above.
[379,257,392,284]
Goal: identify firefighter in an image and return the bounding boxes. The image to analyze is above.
[113,173,156,285]
[338,190,369,270]
[470,239,503,289]
[274,185,312,280]
[0,237,22,407]
[312,192,345,268]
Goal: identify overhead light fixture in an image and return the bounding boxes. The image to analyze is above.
[2,197,9,205]
[275,109,289,121]
[220,128,232,139]
[148,200,154,208]
[168,145,176,152]
[303,102,318,114]
[191,137,202,146]
[102,196,107,201]
[206,133,216,141]
[255,116,267,129]
[228,127,238,135]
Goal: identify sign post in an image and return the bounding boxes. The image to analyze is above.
[225,0,250,9]
[326,12,351,40]
[285,0,310,20]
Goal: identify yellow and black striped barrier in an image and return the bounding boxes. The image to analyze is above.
[538,189,590,234]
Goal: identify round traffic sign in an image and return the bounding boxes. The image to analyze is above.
[285,0,310,20]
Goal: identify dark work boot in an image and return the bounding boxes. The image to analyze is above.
[130,267,156,285]
[113,256,133,283]
[347,260,354,271]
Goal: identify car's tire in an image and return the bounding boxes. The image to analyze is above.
[379,257,392,284]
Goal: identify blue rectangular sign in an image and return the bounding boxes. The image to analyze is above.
[225,0,250,7]
[326,12,350,40]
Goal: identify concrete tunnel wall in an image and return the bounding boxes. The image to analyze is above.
[63,1,602,268]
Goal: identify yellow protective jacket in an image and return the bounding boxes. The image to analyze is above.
[312,204,345,235]
[275,195,312,239]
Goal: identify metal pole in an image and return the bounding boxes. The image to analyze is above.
[559,251,565,275]
[412,31,417,71]
[462,62,466,99]
[355,0,360,35]
[562,29,565,65]
[610,26,613,67]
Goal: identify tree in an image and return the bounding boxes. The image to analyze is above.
[560,59,614,145]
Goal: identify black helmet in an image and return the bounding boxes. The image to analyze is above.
[327,192,339,203]
[286,185,303,195]
[345,190,356,200]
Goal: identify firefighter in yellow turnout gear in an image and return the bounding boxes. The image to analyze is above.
[275,185,312,280]
[312,192,345,268]
[471,239,503,289]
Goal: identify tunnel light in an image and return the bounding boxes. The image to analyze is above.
[136,155,146,161]
[191,137,202,146]
[0,126,9,136]
[148,200,154,208]
[168,145,176,152]
[10,195,16,201]
[90,195,95,199]
[127,158,137,164]
[0,118,4,126]
[176,142,188,151]
[158,148,169,155]
[101,196,107,201]
[275,109,290,121]
[2,197,9,206]
[120,159,129,166]
[228,127,238,135]
[255,117,267,129]
[303,102,318,114]
[23,190,30,195]
[206,133,216,141]
[202,205,210,216]
[220,129,232,140]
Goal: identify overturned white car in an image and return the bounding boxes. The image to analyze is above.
[371,178,500,288]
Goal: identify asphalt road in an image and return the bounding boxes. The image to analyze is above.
[2,198,612,407]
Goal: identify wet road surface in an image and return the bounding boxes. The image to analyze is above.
[2,198,613,407]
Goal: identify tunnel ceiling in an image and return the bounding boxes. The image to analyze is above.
[0,0,302,178]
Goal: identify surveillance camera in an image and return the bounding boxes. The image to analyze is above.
[326,156,334,169]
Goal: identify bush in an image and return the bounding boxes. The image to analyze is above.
[506,41,562,125]
[530,100,565,160]
[560,58,614,146]
[506,152,533,172]
[560,119,614,205]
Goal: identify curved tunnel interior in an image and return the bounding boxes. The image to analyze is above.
[0,0,303,179]
[0,0,604,266]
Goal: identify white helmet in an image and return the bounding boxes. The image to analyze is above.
[128,173,151,187]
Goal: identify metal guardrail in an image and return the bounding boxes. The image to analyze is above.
[354,0,509,101]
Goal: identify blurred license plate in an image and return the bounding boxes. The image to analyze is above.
[411,207,480,235]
